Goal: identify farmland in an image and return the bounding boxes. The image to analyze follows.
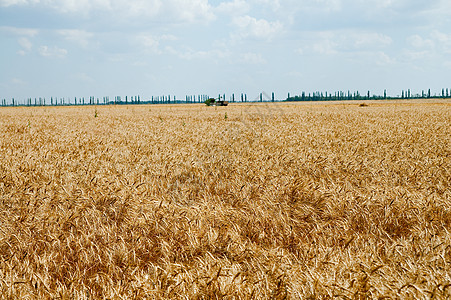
[0,100,450,298]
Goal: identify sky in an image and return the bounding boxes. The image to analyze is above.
[1,0,451,102]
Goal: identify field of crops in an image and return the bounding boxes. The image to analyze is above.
[0,100,450,298]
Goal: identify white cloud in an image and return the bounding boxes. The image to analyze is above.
[169,0,215,23]
[240,52,266,64]
[124,0,160,16]
[165,45,231,61]
[295,48,304,55]
[360,0,398,9]
[353,33,392,49]
[135,34,177,54]
[431,30,451,43]
[0,26,39,37]
[311,39,338,55]
[353,0,437,12]
[406,31,451,56]
[136,34,161,54]
[57,29,94,48]
[232,15,283,41]
[297,31,338,55]
[0,0,28,6]
[215,0,250,15]
[408,34,434,49]
[160,34,177,41]
[403,32,442,61]
[298,30,393,56]
[38,45,68,58]
[11,78,26,85]
[0,0,111,11]
[0,0,215,23]
[252,0,281,11]
[375,51,395,65]
[313,0,341,11]
[18,37,32,50]
[431,30,451,53]
[403,50,430,61]
[45,0,112,14]
[74,72,95,83]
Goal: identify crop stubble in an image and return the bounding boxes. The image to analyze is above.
[0,100,450,298]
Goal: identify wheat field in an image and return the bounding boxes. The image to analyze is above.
[0,100,450,299]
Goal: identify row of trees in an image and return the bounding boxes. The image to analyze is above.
[0,94,238,106]
[1,89,450,107]
[0,96,142,107]
[286,88,451,102]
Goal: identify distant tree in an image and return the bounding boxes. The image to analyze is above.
[428,89,431,98]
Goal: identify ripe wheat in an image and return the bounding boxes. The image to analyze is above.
[0,100,450,298]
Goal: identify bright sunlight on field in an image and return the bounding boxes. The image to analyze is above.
[0,100,450,298]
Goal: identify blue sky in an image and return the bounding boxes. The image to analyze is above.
[1,0,451,102]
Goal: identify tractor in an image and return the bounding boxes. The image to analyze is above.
[205,97,228,106]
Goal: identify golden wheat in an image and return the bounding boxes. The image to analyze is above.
[0,100,450,299]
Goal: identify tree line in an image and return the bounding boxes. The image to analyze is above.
[1,88,450,107]
[286,88,451,102]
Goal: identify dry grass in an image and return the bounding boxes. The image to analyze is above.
[0,100,450,299]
